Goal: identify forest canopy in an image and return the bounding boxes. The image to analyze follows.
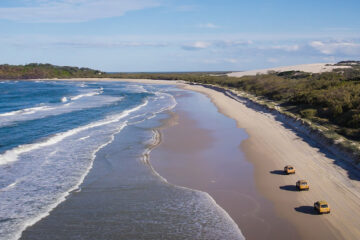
[0,63,103,79]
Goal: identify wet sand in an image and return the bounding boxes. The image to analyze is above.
[151,90,299,240]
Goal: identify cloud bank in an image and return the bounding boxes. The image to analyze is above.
[310,40,360,55]
[181,41,212,50]
[0,0,160,23]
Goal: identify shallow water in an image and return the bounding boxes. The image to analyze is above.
[151,90,300,239]
[0,81,244,240]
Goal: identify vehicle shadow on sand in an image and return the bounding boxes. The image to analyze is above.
[270,170,286,175]
[279,185,298,191]
[294,206,318,215]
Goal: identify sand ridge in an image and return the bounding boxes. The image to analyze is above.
[227,63,351,77]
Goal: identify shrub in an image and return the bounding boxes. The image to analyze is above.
[300,109,318,119]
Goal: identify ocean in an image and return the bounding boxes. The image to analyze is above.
[0,80,244,240]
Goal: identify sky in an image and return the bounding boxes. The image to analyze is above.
[0,0,360,72]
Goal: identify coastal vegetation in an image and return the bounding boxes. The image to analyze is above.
[0,63,103,79]
[3,62,360,142]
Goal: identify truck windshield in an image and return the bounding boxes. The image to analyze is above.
[321,205,328,208]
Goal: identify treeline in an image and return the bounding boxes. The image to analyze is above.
[111,64,360,141]
[0,63,103,79]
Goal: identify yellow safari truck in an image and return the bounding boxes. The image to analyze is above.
[284,165,295,175]
[296,180,309,191]
[314,201,330,214]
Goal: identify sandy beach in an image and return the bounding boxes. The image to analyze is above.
[21,78,360,239]
[183,83,360,239]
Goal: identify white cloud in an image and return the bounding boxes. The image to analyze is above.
[216,40,253,48]
[2,35,169,49]
[198,23,220,29]
[257,44,300,52]
[181,39,253,51]
[201,58,239,65]
[270,44,300,52]
[224,58,238,63]
[182,41,212,50]
[0,0,160,23]
[56,40,168,48]
[309,40,360,55]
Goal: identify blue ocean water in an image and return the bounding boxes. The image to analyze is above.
[0,81,244,240]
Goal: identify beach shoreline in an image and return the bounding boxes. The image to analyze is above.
[150,90,299,239]
[17,78,360,239]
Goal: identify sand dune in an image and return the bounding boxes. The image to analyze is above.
[228,63,351,77]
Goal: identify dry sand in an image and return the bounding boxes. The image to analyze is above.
[183,84,360,240]
[227,63,351,77]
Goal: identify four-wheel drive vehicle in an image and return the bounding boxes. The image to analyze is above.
[296,180,309,191]
[314,201,330,214]
[284,165,295,174]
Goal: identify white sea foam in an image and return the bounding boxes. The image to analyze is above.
[0,95,122,127]
[0,181,18,192]
[78,83,87,88]
[124,84,148,93]
[0,100,148,166]
[0,106,53,117]
[0,100,149,240]
[70,88,102,100]
[127,91,177,126]
[0,88,103,121]
[78,136,90,141]
[15,123,127,240]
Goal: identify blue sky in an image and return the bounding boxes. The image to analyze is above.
[0,0,360,72]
